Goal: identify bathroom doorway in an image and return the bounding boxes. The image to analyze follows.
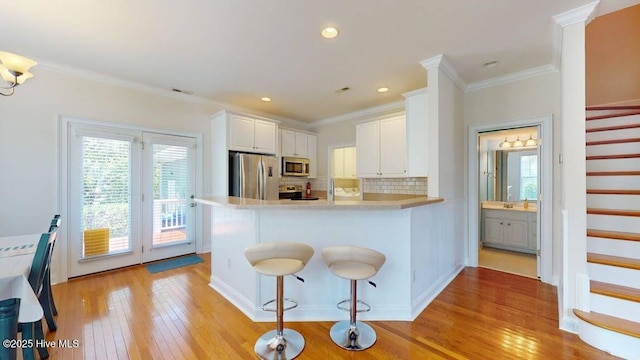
[467,115,553,284]
[477,127,539,279]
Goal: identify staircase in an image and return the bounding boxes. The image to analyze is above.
[575,105,640,359]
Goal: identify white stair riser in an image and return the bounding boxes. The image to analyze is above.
[587,157,640,172]
[590,293,640,323]
[587,194,639,210]
[588,237,640,257]
[587,175,640,189]
[586,127,640,142]
[576,317,640,360]
[588,263,640,288]
[586,142,640,156]
[586,114,640,130]
[588,214,640,233]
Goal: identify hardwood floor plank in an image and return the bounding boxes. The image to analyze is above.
[39,253,617,359]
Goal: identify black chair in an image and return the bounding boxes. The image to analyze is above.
[19,230,57,360]
[41,215,61,331]
[0,298,21,360]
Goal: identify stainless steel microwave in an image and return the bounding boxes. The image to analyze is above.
[282,157,310,177]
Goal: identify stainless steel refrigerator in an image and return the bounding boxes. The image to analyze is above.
[229,152,279,200]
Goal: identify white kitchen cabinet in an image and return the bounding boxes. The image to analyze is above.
[307,134,317,178]
[229,114,277,154]
[356,115,407,178]
[403,88,428,177]
[482,209,535,254]
[333,147,357,179]
[280,129,309,158]
[211,110,280,196]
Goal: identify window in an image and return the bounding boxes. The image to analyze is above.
[520,154,537,200]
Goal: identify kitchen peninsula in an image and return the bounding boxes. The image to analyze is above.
[196,195,465,322]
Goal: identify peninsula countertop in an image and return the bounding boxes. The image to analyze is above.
[195,195,443,210]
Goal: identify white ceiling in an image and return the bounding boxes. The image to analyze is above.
[1,0,637,123]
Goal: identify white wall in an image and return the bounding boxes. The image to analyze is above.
[464,72,563,282]
[0,67,222,283]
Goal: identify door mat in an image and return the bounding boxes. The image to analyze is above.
[146,254,204,274]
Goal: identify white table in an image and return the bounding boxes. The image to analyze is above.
[0,234,44,323]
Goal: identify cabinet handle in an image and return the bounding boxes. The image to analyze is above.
[507,223,511,226]
[500,222,503,225]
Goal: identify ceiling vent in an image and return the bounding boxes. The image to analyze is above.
[172,88,194,95]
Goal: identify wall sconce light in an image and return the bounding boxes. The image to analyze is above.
[0,51,37,97]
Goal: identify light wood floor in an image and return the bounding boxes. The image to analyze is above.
[478,247,537,279]
[41,253,617,360]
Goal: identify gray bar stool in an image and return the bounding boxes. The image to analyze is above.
[322,246,386,351]
[245,242,314,360]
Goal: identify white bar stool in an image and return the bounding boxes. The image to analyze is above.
[245,242,314,360]
[321,246,386,351]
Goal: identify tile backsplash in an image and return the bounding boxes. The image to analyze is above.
[363,177,427,195]
[280,176,427,195]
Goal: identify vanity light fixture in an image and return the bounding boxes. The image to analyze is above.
[261,97,271,102]
[377,87,389,93]
[525,134,537,146]
[321,27,339,39]
[0,51,37,97]
[499,137,511,149]
[513,136,523,147]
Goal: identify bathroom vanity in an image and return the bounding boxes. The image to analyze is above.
[482,202,537,254]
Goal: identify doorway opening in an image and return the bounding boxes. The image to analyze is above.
[478,126,539,279]
[467,114,553,284]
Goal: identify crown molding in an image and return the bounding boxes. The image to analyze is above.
[420,54,467,91]
[553,1,599,27]
[310,100,405,128]
[466,64,559,92]
[38,60,227,107]
[402,87,428,98]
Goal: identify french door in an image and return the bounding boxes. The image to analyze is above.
[141,132,196,263]
[68,124,196,277]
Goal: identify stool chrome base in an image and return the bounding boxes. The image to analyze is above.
[329,320,377,351]
[254,329,305,360]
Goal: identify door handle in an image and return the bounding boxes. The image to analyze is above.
[190,203,196,208]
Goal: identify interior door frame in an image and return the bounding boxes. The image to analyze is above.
[57,116,203,282]
[467,114,553,284]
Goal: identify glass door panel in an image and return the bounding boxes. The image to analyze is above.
[68,124,142,277]
[142,133,196,263]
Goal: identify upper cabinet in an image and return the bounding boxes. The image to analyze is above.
[333,147,357,179]
[403,88,429,177]
[280,129,308,158]
[356,114,407,178]
[279,128,317,178]
[229,114,277,154]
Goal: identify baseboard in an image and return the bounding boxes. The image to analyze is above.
[411,264,465,320]
[209,276,256,321]
[560,315,578,334]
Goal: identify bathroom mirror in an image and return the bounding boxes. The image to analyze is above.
[486,149,538,202]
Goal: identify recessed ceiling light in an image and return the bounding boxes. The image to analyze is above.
[377,87,389,93]
[483,60,499,68]
[261,97,271,102]
[321,27,339,39]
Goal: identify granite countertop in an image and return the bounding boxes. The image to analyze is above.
[195,196,443,210]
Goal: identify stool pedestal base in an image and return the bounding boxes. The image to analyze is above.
[255,329,305,360]
[329,320,377,351]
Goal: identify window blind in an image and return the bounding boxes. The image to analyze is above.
[81,136,132,258]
